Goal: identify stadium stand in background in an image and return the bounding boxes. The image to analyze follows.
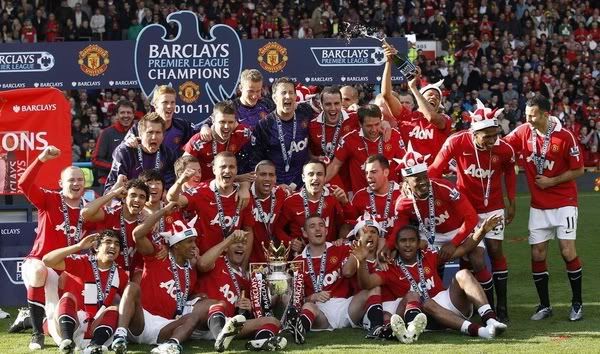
[1,0,598,180]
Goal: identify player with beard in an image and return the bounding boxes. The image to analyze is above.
[183,100,253,183]
[273,159,349,253]
[286,215,380,343]
[380,43,452,164]
[81,179,150,274]
[42,230,128,354]
[344,215,399,340]
[168,152,255,262]
[503,94,585,321]
[123,85,194,155]
[105,112,177,192]
[350,154,402,241]
[429,100,517,321]
[326,104,406,194]
[92,100,135,185]
[250,77,314,189]
[11,146,95,350]
[249,160,287,263]
[196,231,287,352]
[355,217,507,342]
[308,86,359,191]
[392,150,479,268]
[111,210,215,354]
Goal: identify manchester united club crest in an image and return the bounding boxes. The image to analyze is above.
[492,155,499,163]
[424,266,431,275]
[178,81,200,103]
[551,144,559,153]
[78,44,109,76]
[258,42,288,73]
[329,256,338,265]
[385,143,392,152]
[435,199,442,206]
[165,215,174,224]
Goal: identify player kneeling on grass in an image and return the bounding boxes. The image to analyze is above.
[195,231,287,352]
[345,214,408,340]
[42,230,128,354]
[111,208,215,354]
[355,215,506,342]
[285,215,382,343]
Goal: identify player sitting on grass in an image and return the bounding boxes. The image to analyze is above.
[43,230,128,354]
[285,215,382,344]
[195,231,287,352]
[355,215,507,342]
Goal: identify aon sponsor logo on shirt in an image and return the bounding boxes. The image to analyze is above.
[424,210,450,226]
[464,164,494,178]
[408,126,433,140]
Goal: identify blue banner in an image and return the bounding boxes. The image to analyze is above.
[0,12,407,124]
[0,222,36,306]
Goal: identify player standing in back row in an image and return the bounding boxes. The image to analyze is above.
[504,94,584,321]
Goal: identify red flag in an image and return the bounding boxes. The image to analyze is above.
[0,88,71,195]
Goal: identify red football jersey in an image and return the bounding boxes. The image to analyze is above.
[273,186,345,244]
[334,129,406,193]
[397,110,452,164]
[19,159,96,260]
[183,124,252,182]
[503,118,583,209]
[140,255,198,319]
[196,256,249,317]
[392,178,478,248]
[249,186,287,263]
[308,111,359,157]
[429,131,517,213]
[100,206,142,273]
[308,110,359,190]
[375,249,444,299]
[350,182,402,237]
[293,243,352,298]
[64,255,128,319]
[184,181,255,254]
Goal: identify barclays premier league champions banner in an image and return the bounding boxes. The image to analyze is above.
[135,11,243,124]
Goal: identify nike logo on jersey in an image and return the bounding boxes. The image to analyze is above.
[462,152,473,156]
[210,201,218,206]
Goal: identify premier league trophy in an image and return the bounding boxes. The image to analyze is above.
[343,22,418,81]
[248,241,304,323]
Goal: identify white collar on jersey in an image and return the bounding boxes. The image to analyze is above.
[209,179,239,197]
[301,242,333,258]
[315,110,350,125]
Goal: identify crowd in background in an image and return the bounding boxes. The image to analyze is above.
[0,0,598,169]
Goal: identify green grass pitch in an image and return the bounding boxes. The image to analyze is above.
[0,192,598,353]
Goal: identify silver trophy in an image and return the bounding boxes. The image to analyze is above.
[343,22,418,80]
[249,241,304,320]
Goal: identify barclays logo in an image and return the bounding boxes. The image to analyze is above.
[135,11,242,124]
[0,51,54,73]
[0,257,24,284]
[310,46,386,67]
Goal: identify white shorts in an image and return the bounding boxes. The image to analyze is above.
[420,229,458,249]
[432,289,472,320]
[382,299,401,315]
[478,209,505,241]
[528,206,578,245]
[315,297,358,331]
[129,309,175,345]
